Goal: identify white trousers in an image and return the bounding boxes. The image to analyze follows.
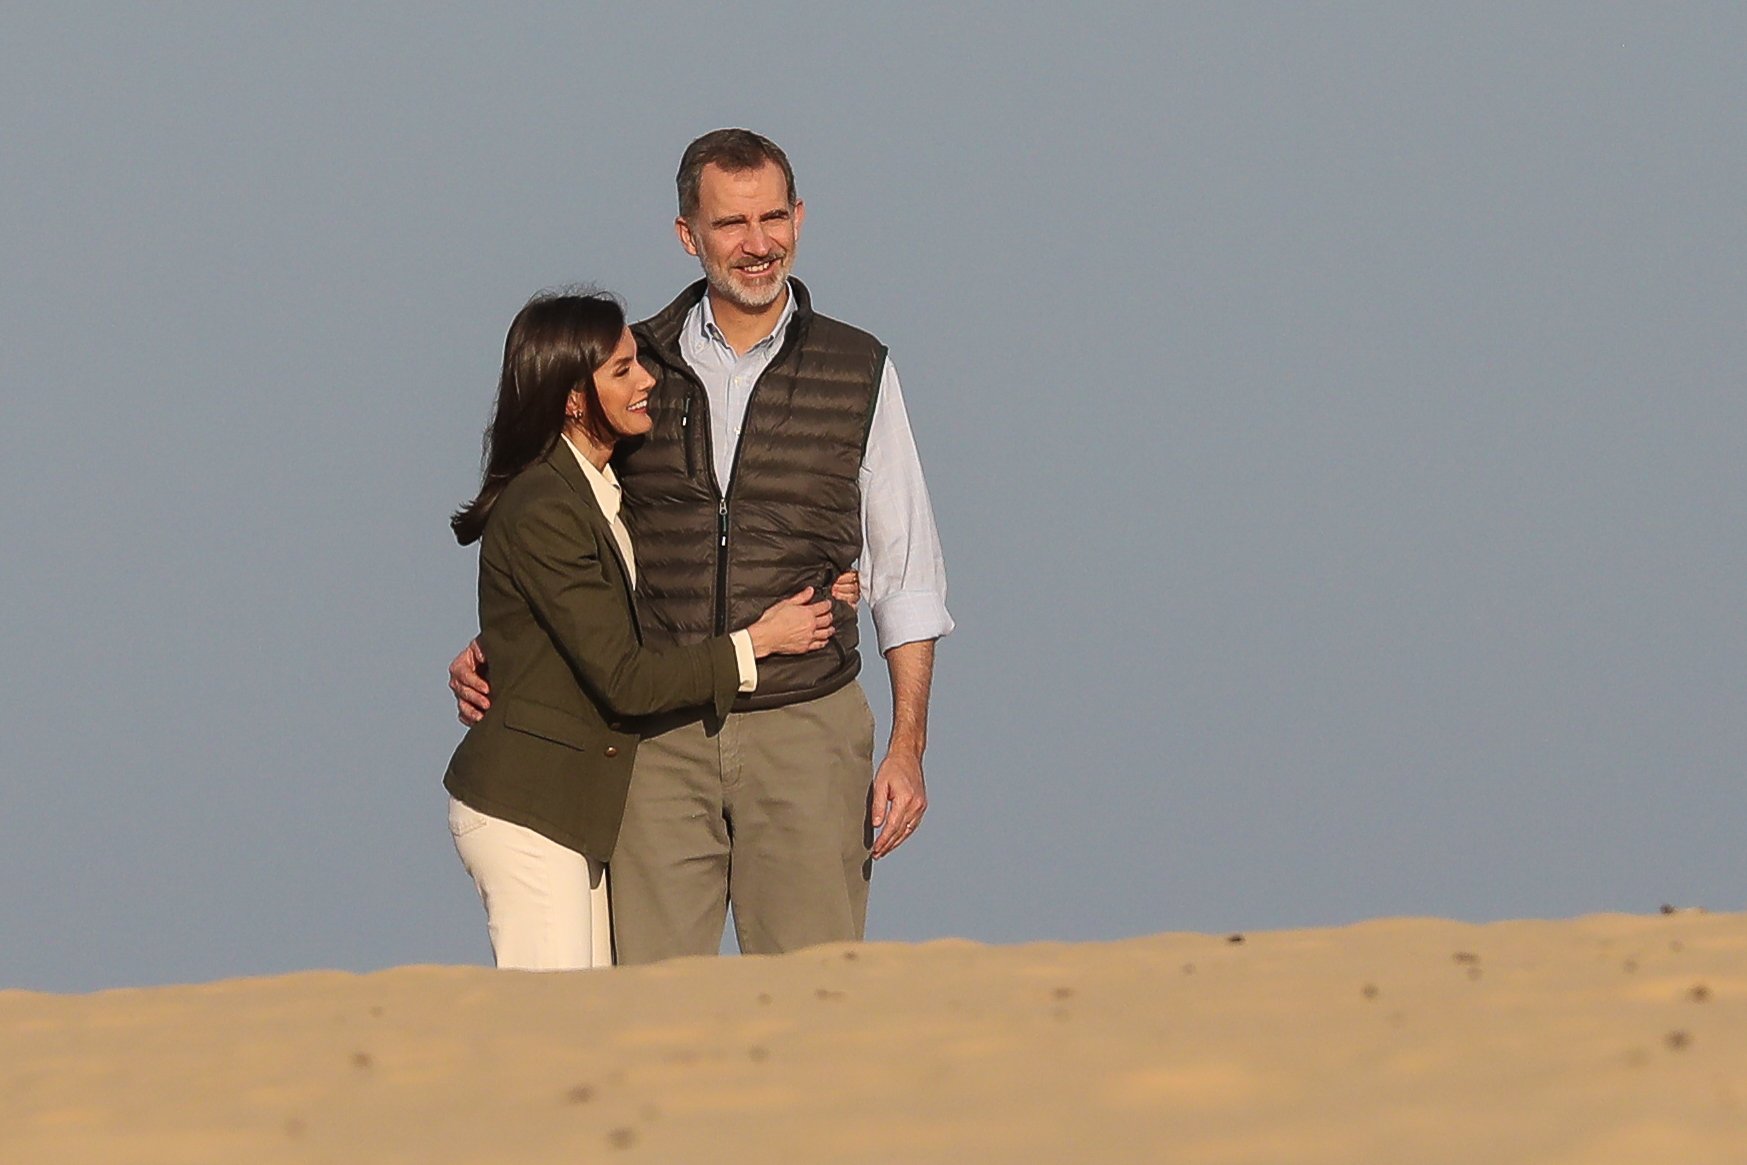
[448,796,613,970]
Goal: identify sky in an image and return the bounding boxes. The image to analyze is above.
[2,4,1743,992]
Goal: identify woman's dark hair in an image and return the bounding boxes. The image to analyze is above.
[451,291,626,545]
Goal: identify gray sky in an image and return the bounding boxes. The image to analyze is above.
[3,4,1743,992]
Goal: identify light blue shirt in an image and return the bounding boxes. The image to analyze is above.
[679,285,954,653]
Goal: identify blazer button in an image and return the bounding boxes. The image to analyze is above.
[604,745,619,758]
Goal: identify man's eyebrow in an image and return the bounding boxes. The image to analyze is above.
[710,213,748,228]
[760,208,791,221]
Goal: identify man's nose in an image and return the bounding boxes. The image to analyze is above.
[744,220,770,254]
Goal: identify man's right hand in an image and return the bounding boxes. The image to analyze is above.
[449,638,491,725]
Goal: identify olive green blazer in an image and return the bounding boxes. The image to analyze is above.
[444,442,739,862]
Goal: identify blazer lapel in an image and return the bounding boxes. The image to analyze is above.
[543,442,643,639]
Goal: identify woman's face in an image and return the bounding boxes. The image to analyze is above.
[585,327,656,440]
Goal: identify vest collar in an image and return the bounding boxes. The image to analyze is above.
[638,278,816,370]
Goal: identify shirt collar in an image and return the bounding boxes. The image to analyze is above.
[695,279,798,356]
[560,435,623,523]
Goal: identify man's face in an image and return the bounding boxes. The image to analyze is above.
[676,161,804,312]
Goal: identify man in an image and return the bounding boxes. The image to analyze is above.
[450,129,952,963]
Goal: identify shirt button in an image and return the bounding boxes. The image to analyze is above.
[604,746,619,758]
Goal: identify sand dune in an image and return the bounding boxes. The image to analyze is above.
[4,911,1744,1163]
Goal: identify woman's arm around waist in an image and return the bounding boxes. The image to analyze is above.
[494,486,738,721]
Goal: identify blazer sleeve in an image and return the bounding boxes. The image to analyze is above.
[502,490,739,721]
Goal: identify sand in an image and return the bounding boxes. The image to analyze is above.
[4,911,1744,1163]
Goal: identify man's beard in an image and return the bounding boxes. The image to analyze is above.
[701,248,794,311]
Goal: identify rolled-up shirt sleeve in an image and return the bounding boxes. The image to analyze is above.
[860,359,955,654]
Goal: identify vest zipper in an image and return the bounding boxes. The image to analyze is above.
[712,315,810,636]
[715,497,730,634]
[653,301,808,640]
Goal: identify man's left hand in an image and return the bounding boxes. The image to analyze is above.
[870,751,927,859]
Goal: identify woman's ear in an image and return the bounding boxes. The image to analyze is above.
[564,388,589,426]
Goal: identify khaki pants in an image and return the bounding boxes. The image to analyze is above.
[611,681,876,964]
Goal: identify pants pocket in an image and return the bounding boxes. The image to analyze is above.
[448,795,493,838]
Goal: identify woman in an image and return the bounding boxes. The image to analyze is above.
[444,291,836,971]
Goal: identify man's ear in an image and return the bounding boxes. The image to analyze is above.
[792,199,805,239]
[675,215,700,257]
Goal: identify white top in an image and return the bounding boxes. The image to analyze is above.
[679,284,954,653]
[563,435,756,691]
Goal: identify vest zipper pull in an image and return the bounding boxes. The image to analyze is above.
[718,498,728,547]
[680,392,696,477]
